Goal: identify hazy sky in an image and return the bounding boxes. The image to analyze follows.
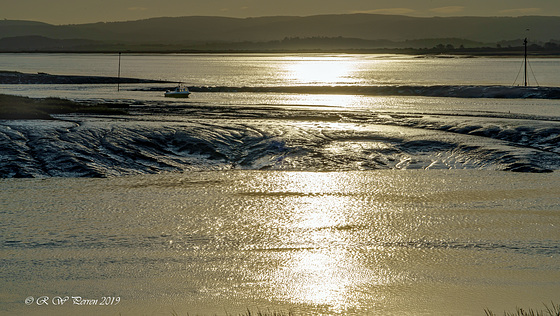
[4,0,560,24]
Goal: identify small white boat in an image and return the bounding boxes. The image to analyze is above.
[165,85,191,98]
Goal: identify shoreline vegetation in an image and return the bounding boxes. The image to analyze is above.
[0,93,128,120]
[485,302,560,316]
[175,302,560,316]
[1,42,560,56]
[180,303,556,316]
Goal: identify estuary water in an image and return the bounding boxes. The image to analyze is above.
[1,53,560,315]
[1,170,559,316]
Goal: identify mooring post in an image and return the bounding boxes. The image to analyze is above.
[524,38,528,87]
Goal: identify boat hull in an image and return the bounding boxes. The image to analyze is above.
[164,93,190,98]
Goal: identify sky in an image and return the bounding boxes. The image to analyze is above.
[3,0,560,24]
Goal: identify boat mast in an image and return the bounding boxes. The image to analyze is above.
[117,52,122,92]
[523,38,528,87]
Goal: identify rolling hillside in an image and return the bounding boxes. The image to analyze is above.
[1,14,559,51]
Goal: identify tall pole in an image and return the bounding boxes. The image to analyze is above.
[523,38,528,87]
[117,52,121,92]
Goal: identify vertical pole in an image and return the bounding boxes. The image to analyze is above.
[117,52,121,92]
[523,38,528,87]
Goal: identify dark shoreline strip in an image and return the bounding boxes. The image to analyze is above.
[0,94,127,120]
[0,71,172,84]
[184,85,560,99]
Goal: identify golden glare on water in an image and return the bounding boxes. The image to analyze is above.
[260,172,395,312]
[285,94,367,108]
[272,248,379,312]
[285,58,358,85]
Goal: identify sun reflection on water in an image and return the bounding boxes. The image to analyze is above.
[284,93,367,109]
[261,172,394,312]
[285,57,360,85]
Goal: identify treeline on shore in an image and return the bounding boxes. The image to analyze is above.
[1,35,560,55]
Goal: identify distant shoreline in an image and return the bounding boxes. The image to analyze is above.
[1,49,560,57]
[1,49,560,58]
[0,70,172,85]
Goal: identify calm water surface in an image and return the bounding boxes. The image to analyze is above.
[1,170,559,315]
[1,53,560,87]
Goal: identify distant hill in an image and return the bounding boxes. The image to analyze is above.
[0,36,99,51]
[1,14,560,52]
